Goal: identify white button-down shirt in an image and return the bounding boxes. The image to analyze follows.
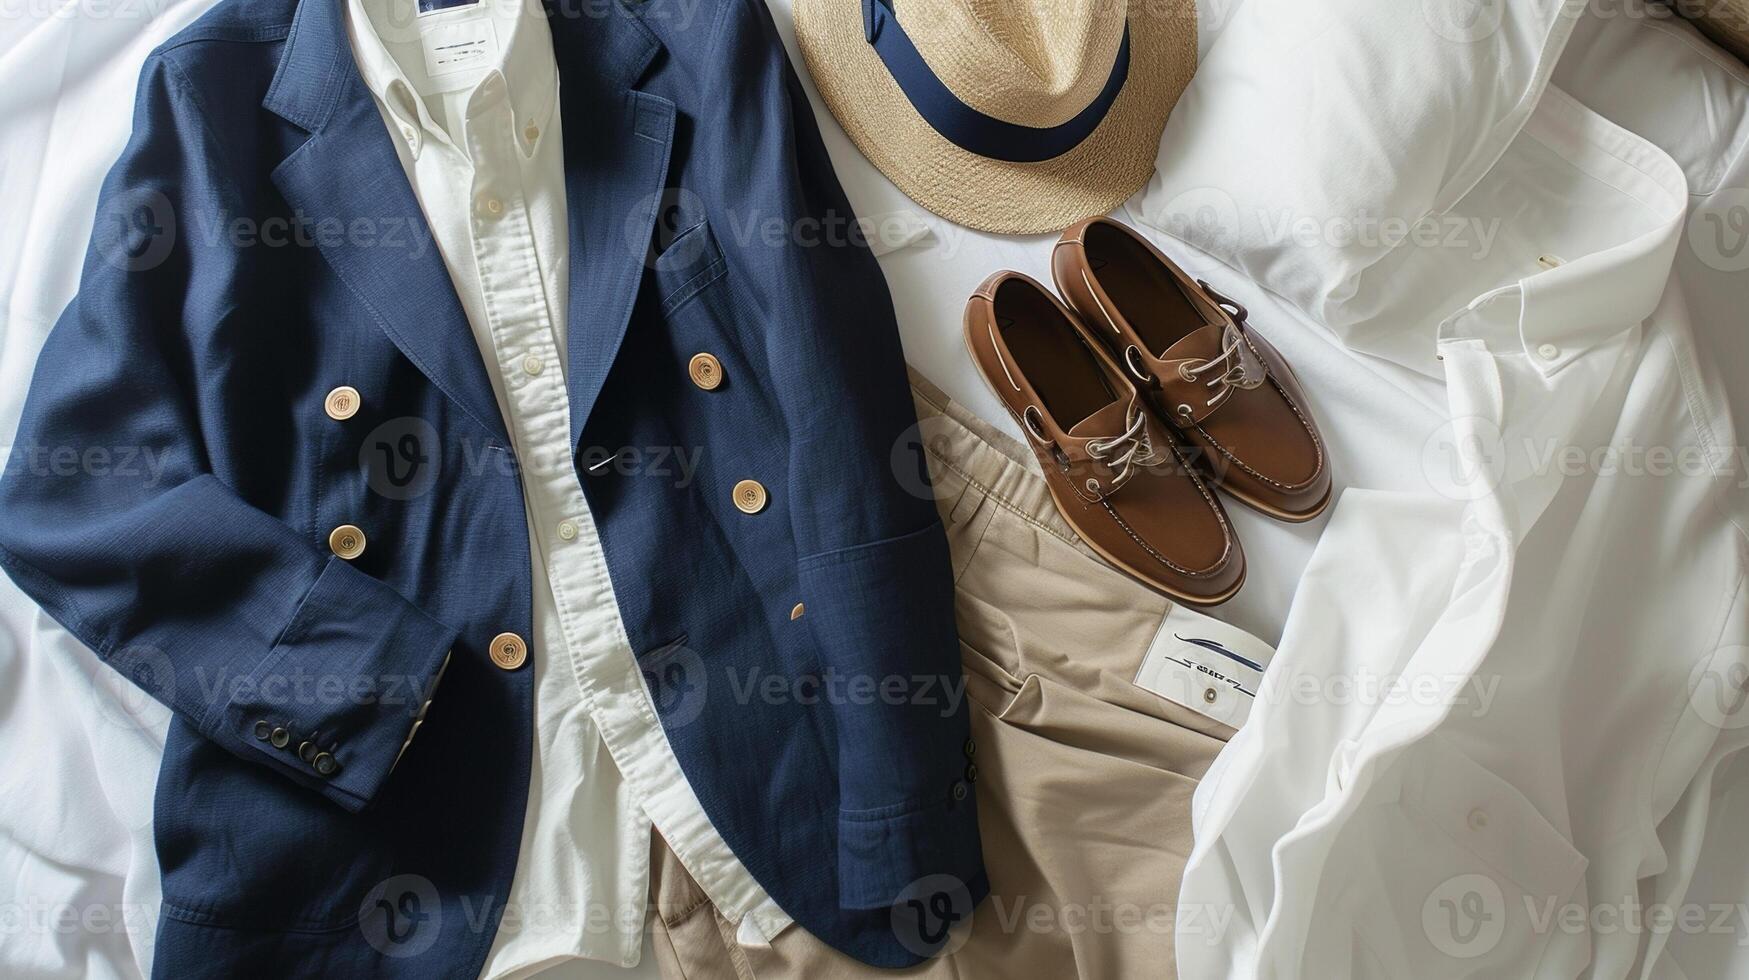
[1149,6,1749,980]
[342,0,786,973]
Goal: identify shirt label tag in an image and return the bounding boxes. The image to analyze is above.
[1134,604,1276,729]
[420,17,499,81]
[418,0,480,14]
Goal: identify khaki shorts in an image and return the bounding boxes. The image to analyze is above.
[645,371,1235,980]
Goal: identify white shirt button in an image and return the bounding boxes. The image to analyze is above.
[1467,807,1489,831]
[524,123,540,145]
[522,354,544,376]
[1537,343,1560,361]
[558,520,577,541]
[401,125,417,144]
[480,196,505,219]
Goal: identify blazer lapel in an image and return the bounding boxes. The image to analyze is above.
[262,0,674,450]
[550,4,676,450]
[263,0,508,444]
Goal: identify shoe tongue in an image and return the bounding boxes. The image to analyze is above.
[1162,323,1225,362]
[1067,398,1133,440]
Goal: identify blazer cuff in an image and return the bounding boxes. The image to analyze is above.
[837,793,988,912]
[208,557,457,812]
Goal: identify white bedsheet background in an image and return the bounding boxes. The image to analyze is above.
[2,4,209,978]
[2,0,1747,977]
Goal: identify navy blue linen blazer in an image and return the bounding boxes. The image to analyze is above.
[0,0,985,973]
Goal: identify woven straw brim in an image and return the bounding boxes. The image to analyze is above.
[795,0,1197,236]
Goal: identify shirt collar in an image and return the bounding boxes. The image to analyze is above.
[344,0,559,160]
[1439,86,1689,376]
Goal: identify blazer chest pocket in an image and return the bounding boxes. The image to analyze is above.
[652,218,728,315]
[644,217,774,427]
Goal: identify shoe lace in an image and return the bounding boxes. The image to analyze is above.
[1180,280,1264,414]
[1085,407,1163,490]
[1181,334,1250,412]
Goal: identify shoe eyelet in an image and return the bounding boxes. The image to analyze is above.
[1177,404,1196,421]
[1124,346,1154,385]
[1199,279,1248,321]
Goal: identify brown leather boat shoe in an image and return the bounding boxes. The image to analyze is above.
[1053,217,1333,522]
[965,271,1245,606]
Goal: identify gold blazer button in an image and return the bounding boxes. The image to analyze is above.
[688,353,725,391]
[328,524,366,560]
[324,386,361,421]
[732,479,767,514]
[489,632,528,671]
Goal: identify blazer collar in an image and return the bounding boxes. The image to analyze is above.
[265,0,661,137]
[263,0,347,133]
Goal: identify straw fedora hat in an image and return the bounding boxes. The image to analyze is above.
[794,0,1197,235]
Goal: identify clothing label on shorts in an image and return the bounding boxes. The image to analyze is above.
[420,17,499,82]
[1134,604,1275,729]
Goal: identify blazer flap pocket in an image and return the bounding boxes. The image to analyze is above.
[652,218,727,313]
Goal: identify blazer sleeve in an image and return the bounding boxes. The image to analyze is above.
[698,0,987,911]
[0,53,456,813]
